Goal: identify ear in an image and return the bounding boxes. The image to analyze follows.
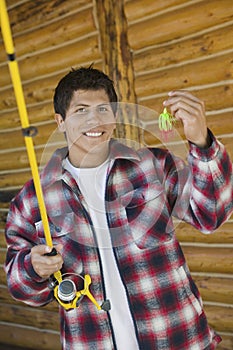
[55,113,66,132]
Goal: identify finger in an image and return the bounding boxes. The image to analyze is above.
[168,90,203,104]
[44,253,63,267]
[164,93,204,109]
[31,246,63,272]
[167,92,205,114]
[164,97,205,121]
[173,108,193,126]
[31,244,52,256]
[168,100,201,119]
[32,255,63,279]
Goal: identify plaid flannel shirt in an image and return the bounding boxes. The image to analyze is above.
[5,132,233,350]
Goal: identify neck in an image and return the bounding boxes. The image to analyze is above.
[68,145,110,168]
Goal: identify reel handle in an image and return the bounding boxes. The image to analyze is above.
[44,247,57,256]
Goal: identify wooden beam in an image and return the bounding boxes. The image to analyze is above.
[0,303,59,332]
[205,304,233,333]
[127,0,233,49]
[176,221,233,244]
[194,276,233,305]
[183,246,233,274]
[0,323,60,350]
[95,0,140,143]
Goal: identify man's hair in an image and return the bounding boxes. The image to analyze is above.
[53,66,118,120]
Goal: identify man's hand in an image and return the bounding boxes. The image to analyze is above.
[31,244,63,279]
[163,90,210,148]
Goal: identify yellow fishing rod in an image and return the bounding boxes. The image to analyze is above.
[0,0,110,312]
[0,0,60,278]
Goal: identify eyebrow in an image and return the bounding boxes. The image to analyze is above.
[72,102,111,109]
[72,103,89,108]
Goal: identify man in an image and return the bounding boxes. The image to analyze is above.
[5,66,233,349]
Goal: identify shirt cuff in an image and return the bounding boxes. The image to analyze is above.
[24,251,48,283]
[189,129,220,162]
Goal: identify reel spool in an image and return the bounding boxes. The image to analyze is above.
[49,272,111,312]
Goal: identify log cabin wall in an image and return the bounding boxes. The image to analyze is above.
[0,0,232,349]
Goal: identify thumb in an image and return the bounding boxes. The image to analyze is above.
[31,244,52,256]
[54,244,63,254]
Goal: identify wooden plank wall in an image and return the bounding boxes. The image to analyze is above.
[0,0,232,349]
[125,2,233,349]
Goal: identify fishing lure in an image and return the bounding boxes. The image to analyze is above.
[158,107,176,132]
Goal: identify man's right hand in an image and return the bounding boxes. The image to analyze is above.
[31,244,63,279]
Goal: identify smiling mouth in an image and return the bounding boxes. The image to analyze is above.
[84,132,104,137]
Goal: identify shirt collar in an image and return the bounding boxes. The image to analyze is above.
[40,139,141,188]
[108,139,141,162]
[40,146,68,188]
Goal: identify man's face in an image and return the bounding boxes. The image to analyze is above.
[55,89,116,167]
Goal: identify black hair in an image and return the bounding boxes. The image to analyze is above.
[53,66,118,120]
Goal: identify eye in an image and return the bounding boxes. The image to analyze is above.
[76,107,88,114]
[98,105,110,113]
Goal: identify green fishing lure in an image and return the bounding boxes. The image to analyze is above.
[158,107,176,132]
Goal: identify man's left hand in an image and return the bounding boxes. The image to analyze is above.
[163,90,210,148]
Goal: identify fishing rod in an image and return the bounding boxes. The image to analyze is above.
[0,0,59,272]
[0,0,109,311]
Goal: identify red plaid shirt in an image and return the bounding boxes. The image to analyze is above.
[5,133,233,350]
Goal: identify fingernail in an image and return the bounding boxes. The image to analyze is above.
[168,91,173,96]
[46,246,51,253]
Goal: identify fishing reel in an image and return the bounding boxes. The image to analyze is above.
[47,249,110,311]
[48,272,110,311]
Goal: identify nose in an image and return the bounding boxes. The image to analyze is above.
[86,108,101,125]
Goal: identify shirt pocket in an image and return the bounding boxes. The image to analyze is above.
[35,212,75,240]
[120,180,164,208]
[36,211,97,248]
[120,181,173,247]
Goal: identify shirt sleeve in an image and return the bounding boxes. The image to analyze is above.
[167,130,233,232]
[4,190,54,307]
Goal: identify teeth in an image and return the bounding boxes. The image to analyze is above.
[85,132,103,137]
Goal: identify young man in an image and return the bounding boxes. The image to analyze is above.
[5,67,233,350]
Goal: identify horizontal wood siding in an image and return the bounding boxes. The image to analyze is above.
[0,1,101,348]
[125,1,233,349]
[0,0,232,348]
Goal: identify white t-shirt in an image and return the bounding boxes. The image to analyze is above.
[63,157,139,350]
